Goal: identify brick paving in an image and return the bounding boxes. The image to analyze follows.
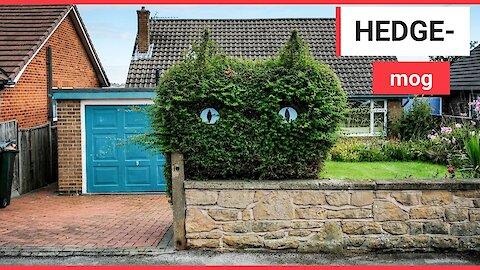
[0,186,173,249]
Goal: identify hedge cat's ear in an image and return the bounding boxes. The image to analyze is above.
[278,30,312,68]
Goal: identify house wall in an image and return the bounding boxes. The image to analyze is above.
[442,92,471,116]
[0,15,100,129]
[56,100,82,192]
[387,99,403,122]
[184,180,480,252]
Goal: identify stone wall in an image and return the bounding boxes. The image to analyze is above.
[184,179,480,253]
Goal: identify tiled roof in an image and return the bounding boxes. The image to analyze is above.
[0,5,109,86]
[126,18,397,96]
[451,45,480,91]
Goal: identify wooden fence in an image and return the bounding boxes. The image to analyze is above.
[0,120,57,195]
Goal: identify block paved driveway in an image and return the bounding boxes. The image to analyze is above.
[0,186,173,248]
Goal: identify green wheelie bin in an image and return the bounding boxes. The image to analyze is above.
[0,141,18,208]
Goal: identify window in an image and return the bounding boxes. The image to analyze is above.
[402,97,442,116]
[470,93,480,119]
[52,99,58,122]
[342,99,387,136]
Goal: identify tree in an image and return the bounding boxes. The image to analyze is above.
[429,41,478,63]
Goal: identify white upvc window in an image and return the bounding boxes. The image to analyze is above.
[341,99,387,136]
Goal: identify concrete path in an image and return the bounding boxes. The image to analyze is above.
[0,250,479,265]
[0,186,172,248]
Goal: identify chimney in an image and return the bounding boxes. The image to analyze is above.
[137,6,150,53]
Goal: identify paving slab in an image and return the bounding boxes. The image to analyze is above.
[0,186,173,249]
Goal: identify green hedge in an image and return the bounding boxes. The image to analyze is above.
[150,30,346,180]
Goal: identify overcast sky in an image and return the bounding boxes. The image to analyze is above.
[77,5,480,84]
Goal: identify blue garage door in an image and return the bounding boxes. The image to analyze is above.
[85,105,166,193]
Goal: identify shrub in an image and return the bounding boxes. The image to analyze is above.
[462,134,480,177]
[149,30,346,180]
[389,98,437,141]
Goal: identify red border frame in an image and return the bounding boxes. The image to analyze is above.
[0,0,479,4]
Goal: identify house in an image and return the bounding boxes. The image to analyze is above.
[0,5,109,128]
[52,7,405,194]
[0,5,109,194]
[442,45,480,117]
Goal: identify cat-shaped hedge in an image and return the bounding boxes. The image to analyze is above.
[150,30,346,181]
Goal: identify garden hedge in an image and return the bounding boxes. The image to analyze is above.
[149,30,346,182]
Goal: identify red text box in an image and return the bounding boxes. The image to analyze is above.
[373,61,450,95]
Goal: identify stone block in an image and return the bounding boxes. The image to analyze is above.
[421,191,453,205]
[288,229,312,237]
[470,209,480,221]
[187,239,220,248]
[445,208,468,222]
[186,190,218,205]
[264,231,285,239]
[373,201,408,221]
[208,209,239,221]
[293,191,326,205]
[382,222,409,235]
[253,191,294,220]
[351,191,374,207]
[431,236,459,249]
[407,222,424,235]
[186,208,217,233]
[342,221,382,235]
[264,238,299,249]
[295,207,327,219]
[424,221,449,234]
[391,191,420,206]
[217,191,254,208]
[291,220,323,229]
[410,206,444,219]
[326,192,350,206]
[223,222,252,233]
[298,222,344,253]
[252,221,291,232]
[223,235,263,248]
[327,209,372,219]
[451,222,480,236]
[186,231,222,239]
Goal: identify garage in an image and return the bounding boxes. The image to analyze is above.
[84,105,166,193]
[52,89,167,194]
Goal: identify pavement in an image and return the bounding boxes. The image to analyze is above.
[0,185,173,249]
[0,250,480,265]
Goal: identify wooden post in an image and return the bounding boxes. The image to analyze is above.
[171,152,187,250]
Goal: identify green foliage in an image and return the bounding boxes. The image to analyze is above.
[149,30,346,180]
[389,97,437,141]
[461,134,480,177]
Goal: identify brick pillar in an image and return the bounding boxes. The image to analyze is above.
[388,99,403,122]
[137,6,150,53]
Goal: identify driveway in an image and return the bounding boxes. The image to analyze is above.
[0,185,172,249]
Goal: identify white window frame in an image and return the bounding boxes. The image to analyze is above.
[342,99,388,137]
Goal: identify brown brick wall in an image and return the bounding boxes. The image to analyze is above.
[387,99,403,123]
[0,15,100,128]
[56,100,82,192]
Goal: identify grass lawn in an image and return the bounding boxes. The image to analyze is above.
[319,161,449,180]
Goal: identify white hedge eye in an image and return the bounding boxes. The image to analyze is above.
[200,108,220,124]
[279,107,297,123]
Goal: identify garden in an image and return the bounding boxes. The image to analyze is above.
[324,98,480,180]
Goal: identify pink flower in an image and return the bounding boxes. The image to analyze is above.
[455,123,462,128]
[427,133,438,140]
[448,165,455,175]
[441,127,452,134]
[472,120,477,126]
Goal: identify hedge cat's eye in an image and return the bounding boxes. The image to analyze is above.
[200,108,220,124]
[279,107,297,123]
